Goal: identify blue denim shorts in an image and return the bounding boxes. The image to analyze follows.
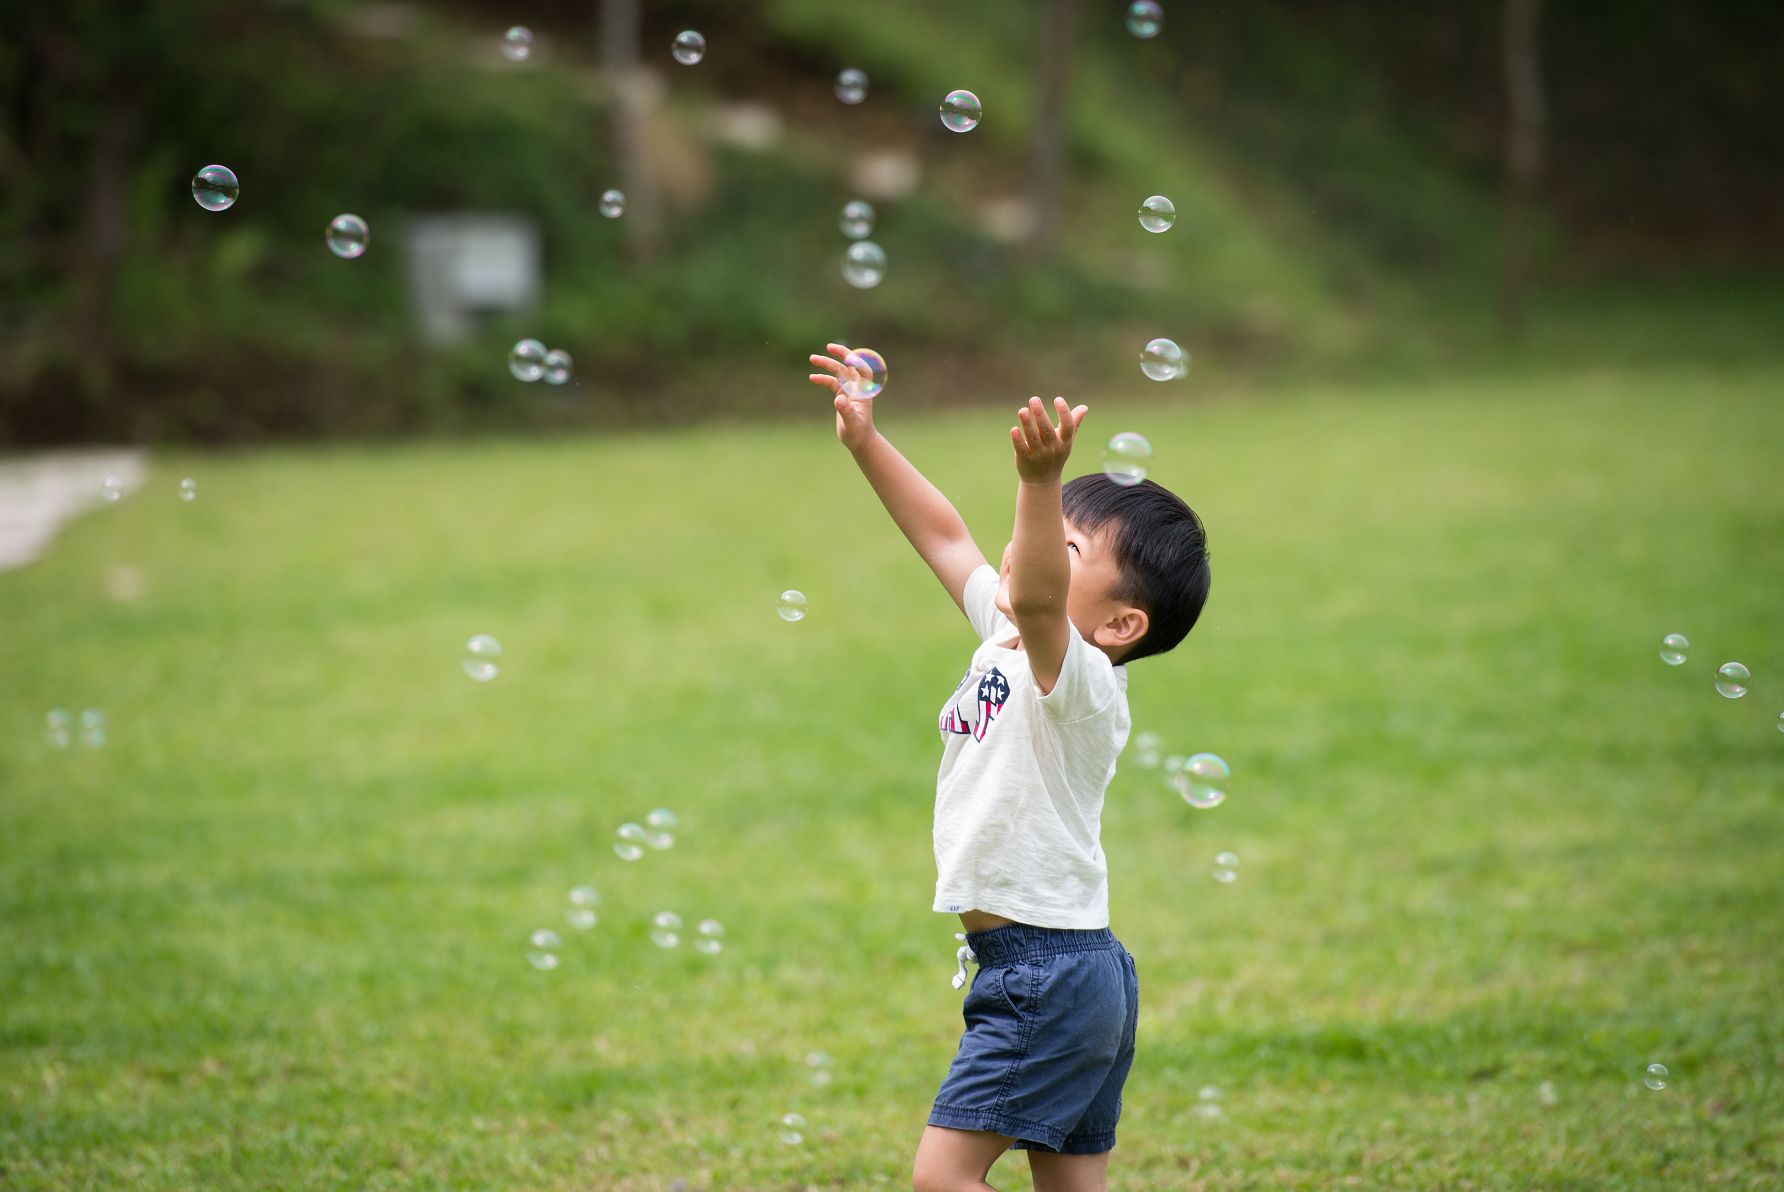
[929,924,1139,1154]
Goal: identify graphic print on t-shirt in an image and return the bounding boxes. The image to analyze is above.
[939,665,1011,742]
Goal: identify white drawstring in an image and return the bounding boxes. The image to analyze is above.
[951,942,977,989]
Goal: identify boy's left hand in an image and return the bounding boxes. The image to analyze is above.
[1011,396,1089,483]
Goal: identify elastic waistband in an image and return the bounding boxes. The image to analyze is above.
[964,924,1119,967]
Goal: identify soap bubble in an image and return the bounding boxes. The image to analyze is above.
[1714,661,1749,699]
[842,348,887,400]
[842,240,886,288]
[1139,194,1176,233]
[1643,1063,1669,1091]
[694,918,726,955]
[462,634,502,682]
[509,339,547,382]
[650,910,684,948]
[79,708,107,748]
[778,1112,807,1145]
[644,807,678,850]
[836,68,869,105]
[777,589,809,622]
[1212,851,1239,883]
[599,189,625,219]
[526,928,560,970]
[543,349,572,386]
[1102,432,1153,486]
[1777,711,1784,734]
[1141,337,1187,381]
[326,214,369,259]
[940,89,982,133]
[45,709,71,749]
[614,822,648,861]
[839,200,875,240]
[1132,730,1162,768]
[1127,1,1165,38]
[501,26,533,62]
[672,30,706,65]
[1537,1080,1558,1106]
[101,476,122,503]
[191,164,239,212]
[1658,633,1689,665]
[1194,1085,1222,1119]
[566,885,600,930]
[178,478,196,502]
[807,1050,834,1087]
[1173,752,1229,809]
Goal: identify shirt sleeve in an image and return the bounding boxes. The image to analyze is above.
[1035,621,1123,723]
[960,563,1015,643]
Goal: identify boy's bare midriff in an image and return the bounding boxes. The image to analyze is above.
[959,909,1016,933]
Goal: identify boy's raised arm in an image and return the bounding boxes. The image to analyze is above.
[810,343,987,614]
[1005,395,1088,694]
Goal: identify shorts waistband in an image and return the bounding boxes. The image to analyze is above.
[963,924,1118,967]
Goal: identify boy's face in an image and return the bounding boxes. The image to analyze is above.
[993,518,1145,657]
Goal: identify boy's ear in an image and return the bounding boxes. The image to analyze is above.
[1094,606,1148,655]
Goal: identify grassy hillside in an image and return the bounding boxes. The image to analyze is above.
[3,360,1781,1186]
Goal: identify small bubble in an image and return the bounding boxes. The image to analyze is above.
[650,910,683,949]
[778,1111,807,1145]
[1195,1085,1222,1119]
[841,349,887,400]
[1643,1063,1669,1091]
[1102,432,1153,486]
[694,918,725,955]
[1141,337,1187,381]
[543,349,572,386]
[45,709,71,749]
[1139,194,1176,233]
[835,68,869,105]
[1776,711,1784,733]
[101,476,122,503]
[178,478,197,502]
[501,26,533,62]
[1126,0,1164,38]
[613,822,648,861]
[839,200,875,240]
[939,89,982,133]
[1132,730,1163,769]
[1212,851,1239,883]
[527,928,560,970]
[842,240,886,288]
[462,634,502,682]
[509,339,547,382]
[644,807,678,851]
[599,189,625,219]
[1172,752,1229,809]
[565,885,600,930]
[1714,661,1749,699]
[326,214,369,259]
[1658,632,1689,665]
[807,1050,834,1086]
[79,708,106,749]
[1537,1080,1558,1106]
[672,30,706,65]
[777,589,809,623]
[191,164,239,212]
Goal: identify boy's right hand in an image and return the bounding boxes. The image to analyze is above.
[808,342,878,453]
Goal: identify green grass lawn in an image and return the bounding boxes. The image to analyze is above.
[4,365,1782,1189]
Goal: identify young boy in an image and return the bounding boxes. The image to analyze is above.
[808,344,1213,1192]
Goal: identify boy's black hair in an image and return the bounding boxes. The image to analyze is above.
[1061,473,1210,664]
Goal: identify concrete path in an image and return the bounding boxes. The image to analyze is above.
[0,450,148,572]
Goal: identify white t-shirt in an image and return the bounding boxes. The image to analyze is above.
[932,564,1131,929]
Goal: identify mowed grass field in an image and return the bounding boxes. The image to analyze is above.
[3,365,1782,1189]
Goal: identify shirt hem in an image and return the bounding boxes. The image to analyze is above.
[932,895,1109,931]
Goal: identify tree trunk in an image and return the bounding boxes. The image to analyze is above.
[1025,0,1077,259]
[599,0,662,264]
[1500,0,1544,335]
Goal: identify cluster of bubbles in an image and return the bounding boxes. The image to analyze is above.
[45,708,106,749]
[1127,0,1165,39]
[645,911,727,953]
[835,68,869,105]
[462,634,502,682]
[1141,337,1189,381]
[614,808,679,860]
[508,339,573,386]
[1212,851,1240,884]
[1102,432,1153,486]
[777,589,809,623]
[326,214,369,260]
[672,30,706,66]
[1660,632,1770,715]
[939,89,982,133]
